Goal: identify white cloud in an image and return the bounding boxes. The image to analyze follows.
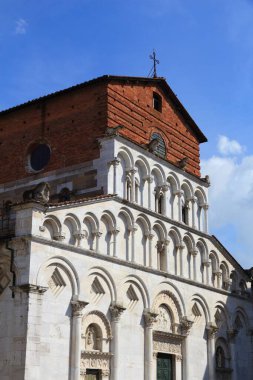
[201,136,253,267]
[217,135,245,155]
[15,19,28,35]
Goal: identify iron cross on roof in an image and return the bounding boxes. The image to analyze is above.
[149,50,160,78]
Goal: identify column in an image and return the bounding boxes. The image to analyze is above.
[180,316,194,380]
[110,303,126,380]
[143,175,153,209]
[73,230,86,247]
[93,231,102,252]
[111,227,120,257]
[130,168,137,202]
[206,323,218,380]
[128,224,137,263]
[161,184,169,215]
[177,242,185,277]
[227,329,238,380]
[202,260,211,285]
[163,239,170,272]
[202,204,209,233]
[70,300,88,380]
[191,248,198,281]
[174,190,183,222]
[144,310,158,380]
[108,157,120,194]
[190,196,197,229]
[146,231,154,268]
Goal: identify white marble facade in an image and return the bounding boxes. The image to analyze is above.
[0,135,253,380]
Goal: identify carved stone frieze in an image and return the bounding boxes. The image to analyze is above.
[80,351,112,374]
[153,332,183,357]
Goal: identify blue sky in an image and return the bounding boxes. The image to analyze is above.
[1,0,253,267]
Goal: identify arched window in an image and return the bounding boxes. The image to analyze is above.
[150,133,166,158]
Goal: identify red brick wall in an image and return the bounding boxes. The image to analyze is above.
[0,82,107,184]
[108,82,201,176]
[0,77,201,186]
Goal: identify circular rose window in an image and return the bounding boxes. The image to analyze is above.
[29,144,51,172]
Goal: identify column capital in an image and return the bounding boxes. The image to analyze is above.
[190,248,198,256]
[180,316,194,336]
[206,322,218,339]
[161,184,169,192]
[93,231,102,238]
[53,232,66,241]
[108,157,120,167]
[164,239,170,247]
[146,232,155,240]
[143,310,158,328]
[73,230,87,240]
[143,175,153,184]
[128,224,138,233]
[200,203,209,210]
[202,260,211,267]
[227,328,238,342]
[110,303,126,322]
[110,227,120,235]
[71,300,88,317]
[176,243,185,250]
[173,189,183,197]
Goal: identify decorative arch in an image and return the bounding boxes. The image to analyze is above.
[234,307,249,330]
[153,220,167,241]
[152,290,183,325]
[42,215,62,239]
[169,227,181,246]
[152,281,186,316]
[118,207,134,225]
[118,274,150,309]
[84,212,99,231]
[36,256,80,296]
[117,146,134,169]
[152,164,166,183]
[82,310,112,340]
[87,266,117,303]
[190,294,211,323]
[167,172,180,191]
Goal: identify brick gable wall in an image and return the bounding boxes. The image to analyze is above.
[0,77,202,186]
[108,82,201,176]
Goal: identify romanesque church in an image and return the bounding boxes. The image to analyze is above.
[0,75,252,380]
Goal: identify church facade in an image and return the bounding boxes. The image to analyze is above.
[0,75,252,380]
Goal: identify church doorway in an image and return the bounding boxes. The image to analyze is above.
[157,353,174,380]
[86,369,100,380]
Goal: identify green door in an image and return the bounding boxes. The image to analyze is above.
[157,353,173,380]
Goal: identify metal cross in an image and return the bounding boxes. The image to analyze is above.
[149,50,159,78]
